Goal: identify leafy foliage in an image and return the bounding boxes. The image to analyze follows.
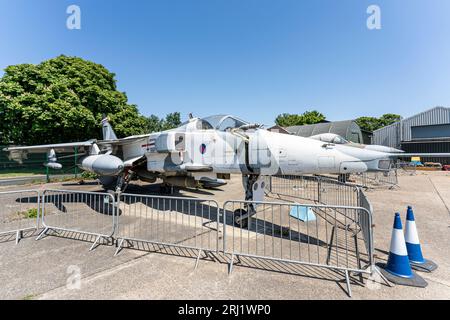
[275,110,326,127]
[0,55,148,144]
[355,114,401,132]
[80,170,99,180]
[146,112,182,132]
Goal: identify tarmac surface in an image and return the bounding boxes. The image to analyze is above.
[0,172,449,300]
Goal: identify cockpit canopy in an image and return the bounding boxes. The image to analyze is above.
[173,114,249,132]
[201,114,249,131]
[309,133,350,144]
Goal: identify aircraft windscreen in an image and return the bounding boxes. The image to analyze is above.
[333,136,349,144]
[171,119,213,131]
[201,115,248,131]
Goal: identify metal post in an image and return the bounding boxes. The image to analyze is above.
[317,176,321,203]
[45,153,50,183]
[74,147,78,178]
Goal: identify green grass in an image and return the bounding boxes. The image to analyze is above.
[25,208,38,219]
[0,166,82,180]
[81,171,99,180]
[17,208,38,219]
[0,167,45,178]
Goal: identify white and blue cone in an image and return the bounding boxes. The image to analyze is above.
[405,206,438,272]
[378,213,428,287]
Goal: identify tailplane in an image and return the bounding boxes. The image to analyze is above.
[101,115,118,140]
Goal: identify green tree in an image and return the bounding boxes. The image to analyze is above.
[146,114,163,132]
[0,55,148,144]
[146,112,181,133]
[379,114,401,127]
[161,112,181,131]
[275,110,326,127]
[354,116,380,132]
[356,114,401,132]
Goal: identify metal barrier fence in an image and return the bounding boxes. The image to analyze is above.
[0,186,383,297]
[37,189,116,250]
[396,161,417,176]
[114,193,220,261]
[349,170,399,189]
[265,175,360,207]
[223,200,374,297]
[318,177,360,207]
[358,190,374,261]
[265,175,319,202]
[0,190,40,243]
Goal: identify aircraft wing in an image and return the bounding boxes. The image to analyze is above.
[97,134,151,147]
[388,153,450,158]
[3,140,96,153]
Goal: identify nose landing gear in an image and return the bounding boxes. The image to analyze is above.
[233,174,263,228]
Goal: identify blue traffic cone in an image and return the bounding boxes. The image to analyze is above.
[379,213,427,287]
[405,206,438,272]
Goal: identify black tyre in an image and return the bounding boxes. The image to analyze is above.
[159,184,173,194]
[99,176,118,190]
[233,209,248,228]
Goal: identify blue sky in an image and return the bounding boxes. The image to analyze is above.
[1,0,450,126]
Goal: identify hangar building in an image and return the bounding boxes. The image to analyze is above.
[283,120,372,144]
[372,106,450,164]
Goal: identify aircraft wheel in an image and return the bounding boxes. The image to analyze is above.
[160,184,173,194]
[233,209,248,229]
[106,189,118,202]
[99,176,118,191]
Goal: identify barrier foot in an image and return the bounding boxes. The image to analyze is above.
[372,265,392,287]
[125,239,134,248]
[194,249,203,270]
[228,254,235,275]
[36,227,49,241]
[15,230,23,245]
[354,234,364,284]
[326,226,336,265]
[345,270,352,298]
[114,238,124,256]
[89,235,102,251]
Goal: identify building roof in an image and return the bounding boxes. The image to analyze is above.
[285,120,357,138]
[373,106,450,133]
[267,125,290,134]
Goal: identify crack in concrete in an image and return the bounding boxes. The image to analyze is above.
[36,250,153,299]
[422,275,450,289]
[428,176,450,218]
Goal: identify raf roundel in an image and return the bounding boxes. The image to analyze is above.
[199,143,207,155]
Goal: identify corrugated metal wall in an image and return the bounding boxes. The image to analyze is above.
[373,107,450,147]
[372,122,400,148]
[401,107,450,141]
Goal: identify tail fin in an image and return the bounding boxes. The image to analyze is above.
[101,115,118,140]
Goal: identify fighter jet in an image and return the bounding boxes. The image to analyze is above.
[309,133,404,153]
[4,114,449,227]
